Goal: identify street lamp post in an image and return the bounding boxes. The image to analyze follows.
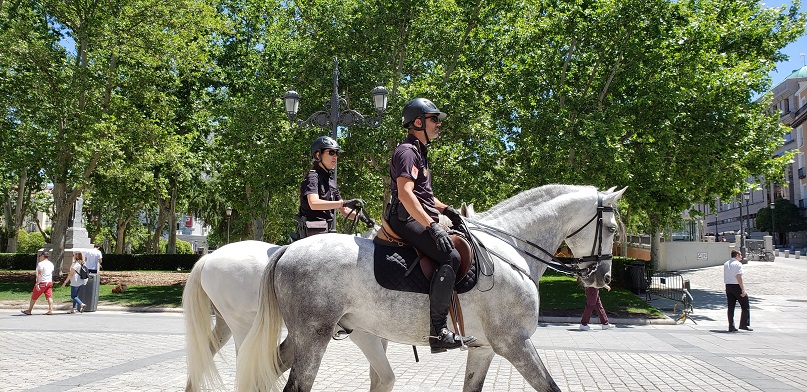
[770,202,776,247]
[714,212,719,242]
[740,191,749,259]
[226,206,232,244]
[282,57,388,184]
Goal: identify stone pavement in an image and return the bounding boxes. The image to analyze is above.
[1,256,806,391]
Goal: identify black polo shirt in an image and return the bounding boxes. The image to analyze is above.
[389,134,438,220]
[299,164,341,223]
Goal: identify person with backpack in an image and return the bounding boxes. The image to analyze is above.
[61,252,89,313]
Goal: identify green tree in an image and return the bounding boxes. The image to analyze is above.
[2,0,220,269]
[755,198,807,244]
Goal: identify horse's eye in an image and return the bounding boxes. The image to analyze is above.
[607,226,616,233]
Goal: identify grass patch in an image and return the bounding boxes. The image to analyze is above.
[539,272,664,318]
[0,283,183,308]
[0,271,664,317]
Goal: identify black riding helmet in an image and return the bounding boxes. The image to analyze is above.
[310,136,341,162]
[401,98,447,130]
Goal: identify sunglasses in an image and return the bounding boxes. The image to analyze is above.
[425,116,441,123]
[324,149,339,156]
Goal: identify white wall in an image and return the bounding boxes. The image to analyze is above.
[658,241,732,271]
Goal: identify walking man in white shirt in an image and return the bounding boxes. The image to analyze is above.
[723,250,751,332]
[21,251,55,315]
[85,244,103,273]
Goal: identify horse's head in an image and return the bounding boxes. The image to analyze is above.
[564,186,627,288]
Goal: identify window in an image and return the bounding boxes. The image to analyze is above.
[799,125,804,148]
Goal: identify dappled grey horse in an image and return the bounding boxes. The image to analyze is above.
[183,223,380,391]
[236,184,625,391]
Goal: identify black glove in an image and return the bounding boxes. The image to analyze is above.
[359,212,376,228]
[342,199,365,210]
[443,206,464,227]
[428,222,454,253]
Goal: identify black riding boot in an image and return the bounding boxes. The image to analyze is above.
[429,264,476,353]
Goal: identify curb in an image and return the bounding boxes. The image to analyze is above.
[539,315,677,326]
[1,304,183,314]
[3,304,673,323]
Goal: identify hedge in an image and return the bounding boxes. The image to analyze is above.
[0,253,37,270]
[0,253,202,271]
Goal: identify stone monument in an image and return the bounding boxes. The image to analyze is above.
[62,196,94,273]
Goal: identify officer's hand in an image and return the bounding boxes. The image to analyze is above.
[342,199,365,210]
[443,206,463,228]
[428,222,454,253]
[359,212,376,228]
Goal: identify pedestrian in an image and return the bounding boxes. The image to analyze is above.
[296,135,367,239]
[579,282,614,330]
[724,250,752,331]
[61,252,88,313]
[21,251,55,315]
[385,98,476,353]
[85,243,103,273]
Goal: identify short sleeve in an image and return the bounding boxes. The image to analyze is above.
[391,146,420,182]
[300,171,319,196]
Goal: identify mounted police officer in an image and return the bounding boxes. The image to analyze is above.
[386,98,476,353]
[297,136,365,239]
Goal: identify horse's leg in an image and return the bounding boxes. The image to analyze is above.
[212,309,234,352]
[278,337,295,372]
[350,331,395,392]
[462,346,495,392]
[283,330,333,392]
[491,337,561,392]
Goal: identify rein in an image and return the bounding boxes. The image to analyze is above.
[464,194,614,280]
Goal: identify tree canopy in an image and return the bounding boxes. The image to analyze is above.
[1,0,804,263]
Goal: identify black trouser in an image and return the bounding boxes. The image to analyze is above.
[389,215,460,332]
[725,284,750,328]
[388,216,460,272]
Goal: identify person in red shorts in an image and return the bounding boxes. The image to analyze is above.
[21,251,55,315]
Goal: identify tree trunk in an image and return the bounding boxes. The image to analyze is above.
[115,217,128,254]
[650,228,661,271]
[167,182,178,254]
[4,168,29,253]
[50,182,81,274]
[3,190,16,253]
[150,199,168,254]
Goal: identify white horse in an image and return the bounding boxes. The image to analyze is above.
[183,230,384,391]
[236,184,626,392]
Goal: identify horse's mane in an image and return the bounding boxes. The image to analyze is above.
[477,184,596,220]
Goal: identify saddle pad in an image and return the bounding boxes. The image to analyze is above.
[373,243,477,294]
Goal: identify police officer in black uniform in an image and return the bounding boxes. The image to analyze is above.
[297,136,365,239]
[387,98,476,353]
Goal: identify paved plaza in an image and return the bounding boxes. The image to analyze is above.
[2,256,807,391]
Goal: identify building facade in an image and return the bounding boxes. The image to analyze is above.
[701,65,807,247]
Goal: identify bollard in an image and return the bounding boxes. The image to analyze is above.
[784,250,790,258]
[775,249,780,257]
[797,251,801,259]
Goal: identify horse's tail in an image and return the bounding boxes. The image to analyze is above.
[236,245,288,392]
[183,255,226,391]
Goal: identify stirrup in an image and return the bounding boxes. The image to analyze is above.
[429,328,475,353]
[332,329,350,340]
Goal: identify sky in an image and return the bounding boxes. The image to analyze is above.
[764,0,807,85]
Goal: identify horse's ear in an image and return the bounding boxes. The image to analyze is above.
[603,186,617,193]
[603,186,627,205]
[460,202,475,217]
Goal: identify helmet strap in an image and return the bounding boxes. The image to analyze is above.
[412,115,431,146]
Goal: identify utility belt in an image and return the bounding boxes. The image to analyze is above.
[295,214,332,239]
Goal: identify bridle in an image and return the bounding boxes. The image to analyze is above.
[463,193,616,281]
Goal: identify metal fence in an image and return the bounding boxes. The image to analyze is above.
[648,271,695,324]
